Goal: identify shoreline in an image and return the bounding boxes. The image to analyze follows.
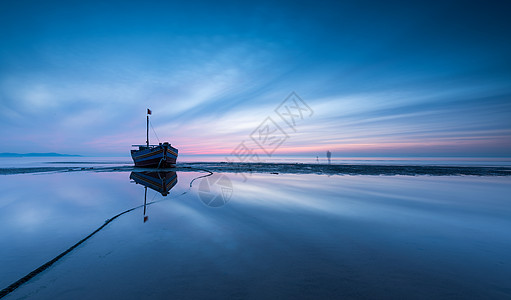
[1,162,510,176]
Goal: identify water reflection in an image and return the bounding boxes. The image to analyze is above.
[2,172,511,299]
[129,171,178,222]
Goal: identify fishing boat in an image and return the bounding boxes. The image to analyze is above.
[131,109,178,168]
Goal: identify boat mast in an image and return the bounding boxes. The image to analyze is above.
[146,115,149,147]
[146,108,152,147]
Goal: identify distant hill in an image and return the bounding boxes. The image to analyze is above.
[0,152,81,157]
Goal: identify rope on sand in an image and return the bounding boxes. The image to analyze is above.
[0,167,213,299]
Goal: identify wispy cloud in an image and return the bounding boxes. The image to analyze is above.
[1,1,510,157]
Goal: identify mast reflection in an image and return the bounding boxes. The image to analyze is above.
[130,171,178,222]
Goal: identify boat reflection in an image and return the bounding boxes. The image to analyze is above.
[130,171,178,222]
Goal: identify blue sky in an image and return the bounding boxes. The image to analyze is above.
[1,0,510,157]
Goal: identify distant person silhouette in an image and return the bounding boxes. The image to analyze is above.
[316,156,319,164]
[326,150,331,165]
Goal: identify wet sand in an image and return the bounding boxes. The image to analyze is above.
[1,162,510,176]
[0,165,510,299]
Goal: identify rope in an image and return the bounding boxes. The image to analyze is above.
[0,167,213,299]
[149,120,161,144]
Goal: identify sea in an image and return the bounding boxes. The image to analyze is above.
[0,156,510,299]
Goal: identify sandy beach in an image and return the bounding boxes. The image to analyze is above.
[1,160,510,299]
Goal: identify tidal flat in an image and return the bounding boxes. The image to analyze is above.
[0,165,510,299]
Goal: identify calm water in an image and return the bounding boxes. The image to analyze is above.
[0,169,510,299]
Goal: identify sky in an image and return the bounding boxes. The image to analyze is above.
[1,0,510,158]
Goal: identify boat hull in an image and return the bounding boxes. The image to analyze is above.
[131,143,178,168]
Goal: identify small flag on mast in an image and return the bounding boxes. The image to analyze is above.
[147,108,152,115]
